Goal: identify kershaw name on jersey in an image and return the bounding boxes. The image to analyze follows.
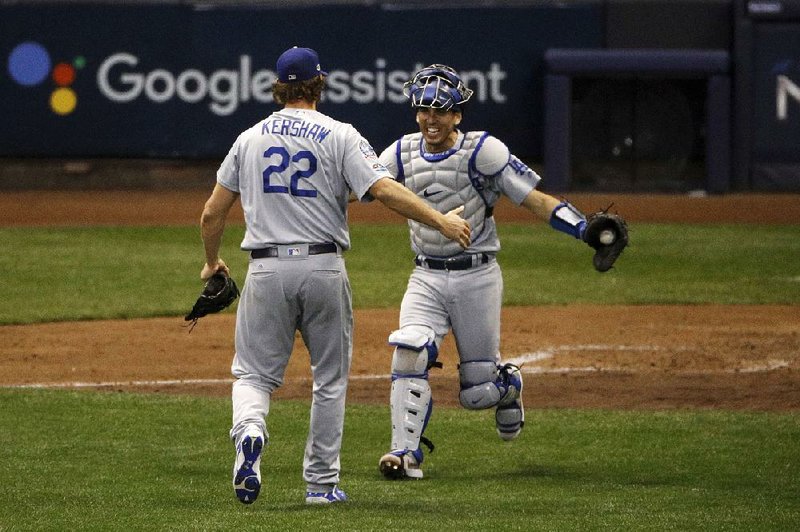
[261,117,331,143]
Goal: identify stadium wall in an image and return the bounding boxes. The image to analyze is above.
[1,0,798,192]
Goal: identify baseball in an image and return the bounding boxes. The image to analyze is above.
[599,229,615,245]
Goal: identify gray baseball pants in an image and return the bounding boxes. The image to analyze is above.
[229,249,352,490]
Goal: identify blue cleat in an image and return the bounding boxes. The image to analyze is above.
[305,485,348,504]
[233,431,263,504]
[496,363,524,441]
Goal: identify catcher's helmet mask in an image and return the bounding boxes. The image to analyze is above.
[403,64,473,111]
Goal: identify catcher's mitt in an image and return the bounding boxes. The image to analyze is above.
[184,272,239,330]
[582,208,629,272]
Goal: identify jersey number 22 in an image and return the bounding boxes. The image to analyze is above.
[263,146,318,198]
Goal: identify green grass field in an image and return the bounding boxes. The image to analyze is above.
[1,222,799,529]
[1,223,799,324]
[1,391,798,530]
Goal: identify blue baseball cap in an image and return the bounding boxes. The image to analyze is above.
[276,47,328,83]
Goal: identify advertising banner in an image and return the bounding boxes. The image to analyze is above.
[752,23,800,163]
[1,4,601,158]
[750,22,800,188]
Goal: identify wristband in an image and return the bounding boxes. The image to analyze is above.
[549,201,586,239]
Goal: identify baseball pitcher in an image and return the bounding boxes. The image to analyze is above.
[199,50,470,504]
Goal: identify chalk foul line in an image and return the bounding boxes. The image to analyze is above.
[1,345,792,389]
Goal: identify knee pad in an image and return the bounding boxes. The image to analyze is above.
[388,326,439,378]
[458,361,520,410]
[458,360,502,409]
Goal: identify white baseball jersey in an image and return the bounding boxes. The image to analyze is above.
[218,108,388,250]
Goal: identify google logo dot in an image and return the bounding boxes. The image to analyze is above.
[8,41,50,85]
[53,62,76,86]
[50,88,77,115]
[7,41,83,115]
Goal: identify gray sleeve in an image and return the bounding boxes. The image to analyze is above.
[378,142,400,178]
[495,154,541,205]
[342,127,391,200]
[216,137,241,193]
[473,135,540,205]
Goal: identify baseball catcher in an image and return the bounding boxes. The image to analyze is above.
[184,272,239,331]
[376,62,630,481]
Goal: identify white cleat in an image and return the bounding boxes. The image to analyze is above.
[379,450,424,480]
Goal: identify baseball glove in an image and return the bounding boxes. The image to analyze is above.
[582,207,629,272]
[184,272,239,331]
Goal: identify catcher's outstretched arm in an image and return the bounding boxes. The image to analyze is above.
[520,189,562,221]
[521,189,588,240]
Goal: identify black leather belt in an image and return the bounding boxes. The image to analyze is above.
[414,253,491,271]
[250,242,338,259]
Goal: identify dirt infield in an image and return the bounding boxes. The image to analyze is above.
[2,191,799,411]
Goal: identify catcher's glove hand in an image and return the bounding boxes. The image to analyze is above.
[582,208,629,272]
[184,272,239,330]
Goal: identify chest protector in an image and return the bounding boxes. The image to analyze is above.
[397,131,494,258]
